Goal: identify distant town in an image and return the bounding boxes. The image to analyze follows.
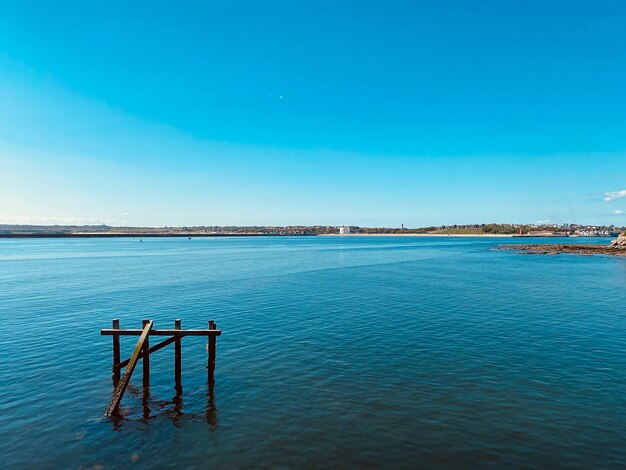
[0,223,622,238]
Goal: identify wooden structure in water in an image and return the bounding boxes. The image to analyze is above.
[100,319,221,417]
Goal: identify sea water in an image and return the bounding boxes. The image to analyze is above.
[0,236,625,468]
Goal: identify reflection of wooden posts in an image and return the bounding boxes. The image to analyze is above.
[142,319,150,387]
[112,318,121,383]
[101,320,221,417]
[206,381,217,427]
[174,319,182,389]
[208,320,216,383]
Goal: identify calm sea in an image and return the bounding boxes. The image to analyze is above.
[1,236,625,469]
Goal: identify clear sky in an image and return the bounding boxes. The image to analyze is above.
[0,0,624,227]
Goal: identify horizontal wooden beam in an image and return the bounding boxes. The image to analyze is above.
[101,328,221,337]
[113,335,179,371]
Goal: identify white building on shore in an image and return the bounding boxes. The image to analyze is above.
[339,226,351,235]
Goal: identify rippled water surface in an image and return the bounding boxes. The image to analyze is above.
[1,236,625,469]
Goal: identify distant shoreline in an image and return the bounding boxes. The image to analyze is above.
[1,223,620,239]
[321,233,517,237]
[0,233,317,239]
[323,233,615,238]
[0,232,616,239]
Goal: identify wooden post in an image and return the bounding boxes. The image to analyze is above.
[112,319,121,383]
[174,319,182,391]
[208,320,216,383]
[105,320,153,417]
[142,319,150,387]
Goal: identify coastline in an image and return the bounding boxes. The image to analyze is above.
[0,232,616,240]
[0,232,318,239]
[323,233,516,237]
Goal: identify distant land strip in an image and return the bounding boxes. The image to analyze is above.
[0,223,623,238]
[0,232,316,238]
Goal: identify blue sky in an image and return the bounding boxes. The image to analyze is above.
[0,0,624,227]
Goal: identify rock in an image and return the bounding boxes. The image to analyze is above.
[611,232,626,248]
[499,242,626,257]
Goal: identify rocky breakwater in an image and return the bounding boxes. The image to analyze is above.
[499,233,626,257]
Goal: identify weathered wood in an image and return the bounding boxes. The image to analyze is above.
[101,328,221,336]
[105,320,153,417]
[175,319,182,390]
[208,320,216,383]
[142,319,150,387]
[113,335,178,371]
[104,318,221,415]
[112,319,120,383]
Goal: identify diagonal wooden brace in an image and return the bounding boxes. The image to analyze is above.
[105,320,153,417]
[112,335,181,371]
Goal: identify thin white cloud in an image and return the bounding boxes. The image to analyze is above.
[0,216,114,225]
[615,210,625,215]
[604,189,626,202]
